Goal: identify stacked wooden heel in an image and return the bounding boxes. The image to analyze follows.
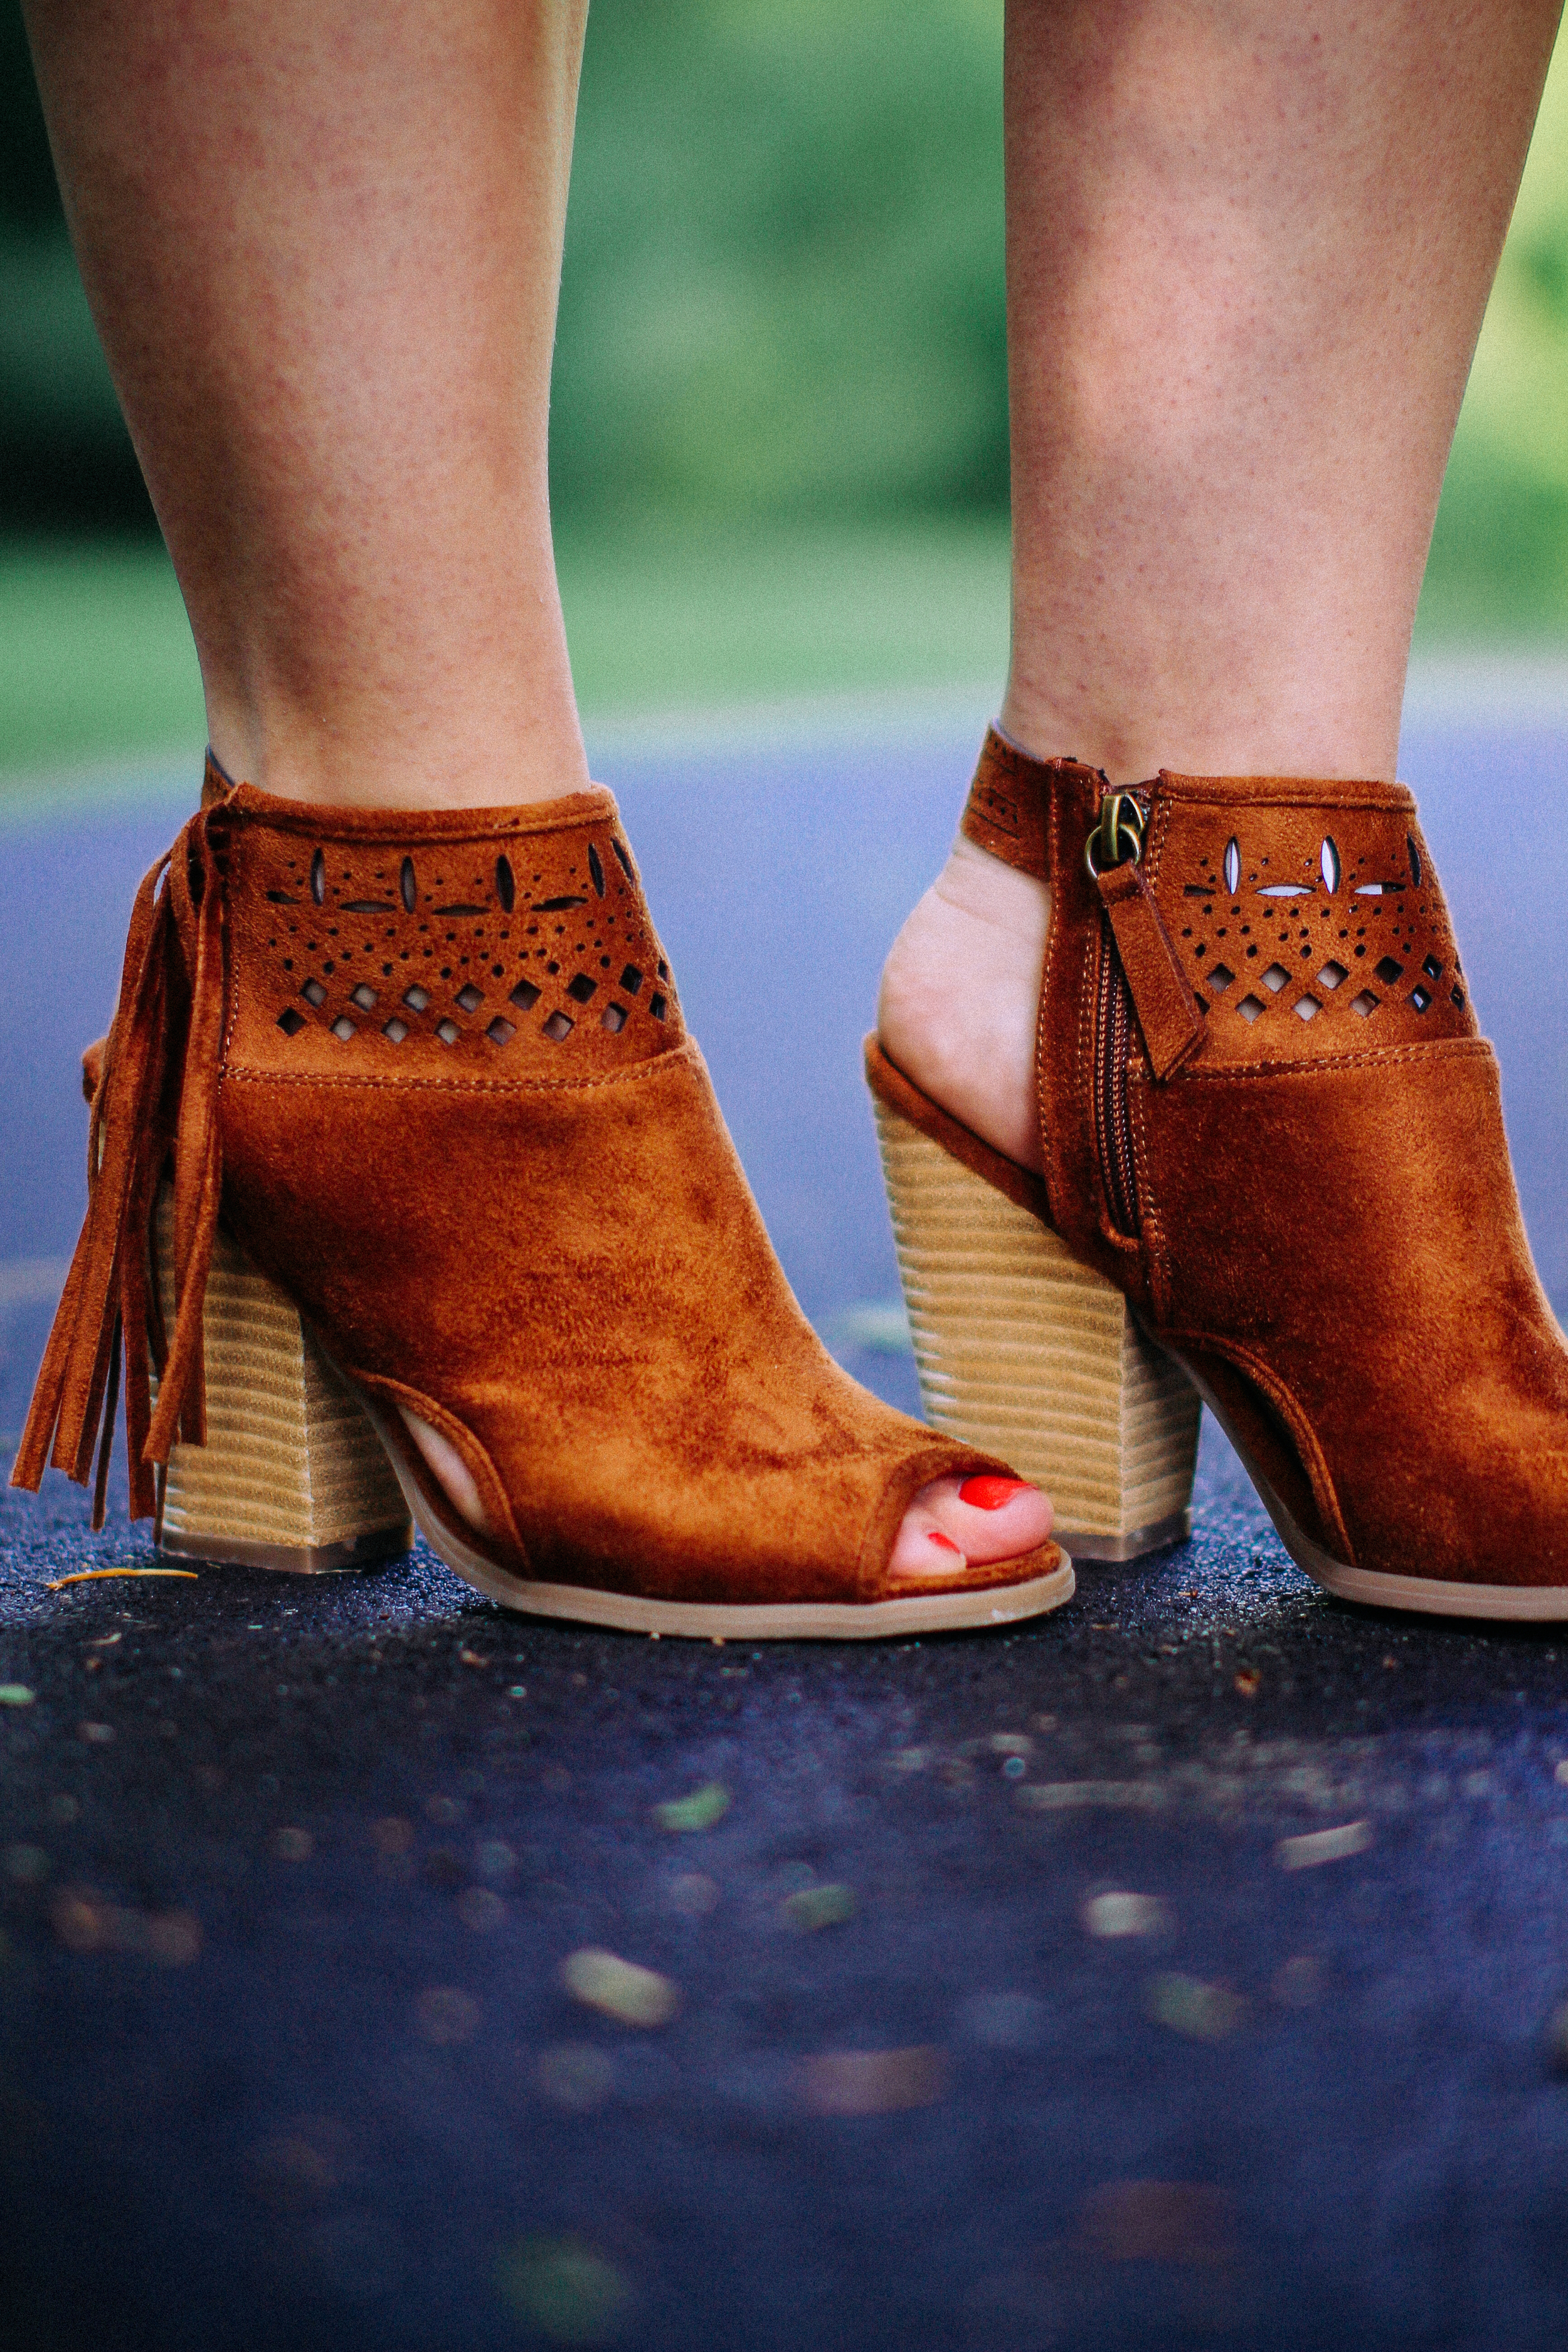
[872,1099,1200,1561]
[151,1190,411,1572]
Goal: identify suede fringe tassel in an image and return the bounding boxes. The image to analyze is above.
[10,807,230,1527]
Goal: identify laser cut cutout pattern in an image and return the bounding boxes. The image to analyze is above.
[1150,784,1475,1071]
[248,810,682,1074]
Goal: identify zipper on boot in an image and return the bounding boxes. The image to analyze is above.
[1084,785,1209,1235]
[1094,929,1140,1239]
[1085,790,1148,1241]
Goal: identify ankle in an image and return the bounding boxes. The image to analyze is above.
[877,834,1050,1172]
[204,670,590,813]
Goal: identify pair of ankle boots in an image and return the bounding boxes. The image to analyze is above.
[14,731,1568,1631]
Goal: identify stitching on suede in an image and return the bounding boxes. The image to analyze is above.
[1038,781,1066,1189]
[1145,793,1174,887]
[223,1042,697,1101]
[353,1368,525,1560]
[1155,777,1415,813]
[230,789,620,845]
[1128,1086,1168,1315]
[1170,1038,1493,1083]
[1171,1330,1354,1563]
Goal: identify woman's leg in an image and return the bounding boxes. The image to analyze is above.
[23,0,588,812]
[881,0,1563,1167]
[21,0,1051,1577]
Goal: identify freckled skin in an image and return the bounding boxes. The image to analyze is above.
[884,0,1559,1181]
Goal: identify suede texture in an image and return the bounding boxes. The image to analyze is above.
[940,727,1568,1588]
[19,771,1061,1608]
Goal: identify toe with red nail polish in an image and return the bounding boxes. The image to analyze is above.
[889,1468,1054,1579]
[957,1474,1032,1511]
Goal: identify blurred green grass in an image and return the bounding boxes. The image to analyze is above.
[2,1,1567,783]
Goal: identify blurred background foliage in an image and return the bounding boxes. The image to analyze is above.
[1,0,1566,772]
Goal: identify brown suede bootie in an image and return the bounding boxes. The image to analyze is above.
[869,726,1568,1618]
[13,761,1071,1638]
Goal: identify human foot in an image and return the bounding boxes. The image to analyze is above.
[877,829,1051,1173]
[866,809,1057,1572]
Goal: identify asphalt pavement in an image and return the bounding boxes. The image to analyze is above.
[3,699,1568,2352]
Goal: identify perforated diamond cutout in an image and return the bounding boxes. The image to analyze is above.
[1411,985,1432,1012]
[1236,995,1264,1024]
[1261,965,1289,993]
[330,1015,355,1042]
[1321,837,1340,893]
[1350,990,1379,1017]
[310,849,326,906]
[485,1017,515,1046]
[1224,837,1241,894]
[566,974,597,1004]
[1207,963,1234,991]
[620,964,643,994]
[1409,835,1422,884]
[400,857,417,913]
[351,983,378,1011]
[383,1018,408,1044]
[588,843,605,897]
[1422,955,1442,980]
[403,985,430,1012]
[301,979,326,1007]
[1294,995,1322,1022]
[649,993,668,1021]
[1374,956,1404,986]
[455,984,484,1014]
[543,1010,574,1041]
[509,980,541,1013]
[277,1007,306,1036]
[612,840,635,881]
[1316,961,1348,990]
[601,1004,628,1034]
[1451,986,1465,1009]
[435,1019,460,1046]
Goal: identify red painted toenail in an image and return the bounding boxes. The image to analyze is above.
[926,1530,963,1553]
[958,1475,1032,1511]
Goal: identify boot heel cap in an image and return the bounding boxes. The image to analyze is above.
[1055,1507,1191,1563]
[157,1523,412,1575]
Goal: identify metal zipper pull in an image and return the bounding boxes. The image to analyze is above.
[1085,792,1205,1083]
[1084,791,1146,881]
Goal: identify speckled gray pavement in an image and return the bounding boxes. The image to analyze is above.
[3,697,1568,2352]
